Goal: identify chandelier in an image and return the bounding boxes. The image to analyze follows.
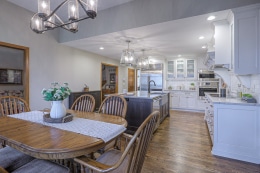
[120,40,136,67]
[30,0,98,34]
[136,49,149,70]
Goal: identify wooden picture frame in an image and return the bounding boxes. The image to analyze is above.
[0,68,23,84]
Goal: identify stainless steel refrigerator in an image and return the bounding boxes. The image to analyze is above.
[138,63,163,92]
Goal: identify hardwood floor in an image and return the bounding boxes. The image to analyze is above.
[142,110,260,173]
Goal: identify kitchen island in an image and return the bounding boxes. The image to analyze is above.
[113,91,170,134]
[204,93,260,164]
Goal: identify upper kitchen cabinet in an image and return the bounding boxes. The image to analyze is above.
[213,20,231,65]
[167,60,174,79]
[232,4,260,75]
[186,60,195,78]
[176,59,185,78]
[167,59,196,79]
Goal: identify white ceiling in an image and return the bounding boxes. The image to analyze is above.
[7,0,230,60]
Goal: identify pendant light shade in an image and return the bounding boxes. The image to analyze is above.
[120,40,136,66]
[137,49,149,70]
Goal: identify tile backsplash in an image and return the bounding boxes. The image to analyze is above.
[166,80,198,90]
[250,74,260,102]
[229,73,260,102]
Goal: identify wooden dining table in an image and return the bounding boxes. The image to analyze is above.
[0,110,127,160]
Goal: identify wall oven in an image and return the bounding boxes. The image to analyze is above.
[198,76,219,99]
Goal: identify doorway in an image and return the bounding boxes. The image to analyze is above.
[128,68,135,92]
[101,63,118,101]
[0,41,29,104]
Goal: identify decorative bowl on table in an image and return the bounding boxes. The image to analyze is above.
[43,113,74,123]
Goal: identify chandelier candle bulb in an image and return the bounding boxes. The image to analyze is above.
[68,0,79,21]
[38,0,50,18]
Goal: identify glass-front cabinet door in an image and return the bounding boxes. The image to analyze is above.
[176,60,185,78]
[186,59,195,78]
[167,60,174,79]
[167,59,196,79]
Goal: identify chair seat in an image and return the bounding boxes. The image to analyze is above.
[12,159,70,173]
[0,146,34,172]
[89,149,129,173]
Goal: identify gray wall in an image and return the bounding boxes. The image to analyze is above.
[59,0,260,43]
[0,0,128,110]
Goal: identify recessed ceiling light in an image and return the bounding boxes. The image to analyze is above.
[99,47,104,50]
[199,36,205,40]
[202,46,207,49]
[178,54,181,57]
[207,16,216,21]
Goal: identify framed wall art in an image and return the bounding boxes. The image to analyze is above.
[0,69,23,84]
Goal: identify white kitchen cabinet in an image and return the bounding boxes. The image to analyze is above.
[170,91,197,110]
[214,20,231,65]
[176,60,185,78]
[212,103,260,164]
[179,92,196,109]
[167,59,196,79]
[232,4,260,75]
[167,60,174,79]
[170,93,180,108]
[186,59,195,78]
[197,99,206,111]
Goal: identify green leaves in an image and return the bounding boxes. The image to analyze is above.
[242,93,253,98]
[42,83,71,101]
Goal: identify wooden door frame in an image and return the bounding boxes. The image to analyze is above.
[128,68,136,92]
[100,63,118,100]
[0,41,30,105]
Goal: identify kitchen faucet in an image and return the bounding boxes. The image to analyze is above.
[148,80,156,93]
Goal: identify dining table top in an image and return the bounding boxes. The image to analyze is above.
[0,110,127,160]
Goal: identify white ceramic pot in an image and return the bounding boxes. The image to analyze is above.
[50,100,66,119]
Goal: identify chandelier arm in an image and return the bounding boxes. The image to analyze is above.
[45,15,92,29]
[78,0,88,15]
[31,0,97,34]
[44,0,69,21]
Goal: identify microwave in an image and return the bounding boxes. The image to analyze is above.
[198,70,215,79]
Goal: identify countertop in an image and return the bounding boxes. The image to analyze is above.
[205,93,259,106]
[110,91,169,99]
[164,89,197,92]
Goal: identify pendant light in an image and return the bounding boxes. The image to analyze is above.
[120,40,136,67]
[137,49,149,70]
[30,0,98,34]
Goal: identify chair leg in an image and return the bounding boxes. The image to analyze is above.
[1,140,6,148]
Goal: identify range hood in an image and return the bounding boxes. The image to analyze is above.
[210,64,230,70]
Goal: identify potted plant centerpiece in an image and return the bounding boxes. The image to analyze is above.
[42,82,71,119]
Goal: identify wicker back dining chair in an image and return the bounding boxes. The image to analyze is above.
[98,95,127,118]
[70,94,95,112]
[74,111,159,173]
[0,96,30,116]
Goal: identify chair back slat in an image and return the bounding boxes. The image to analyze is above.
[73,111,159,173]
[0,96,30,116]
[70,94,95,112]
[98,95,127,118]
[128,111,159,173]
[112,111,159,173]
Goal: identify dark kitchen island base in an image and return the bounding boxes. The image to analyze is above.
[122,91,170,135]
